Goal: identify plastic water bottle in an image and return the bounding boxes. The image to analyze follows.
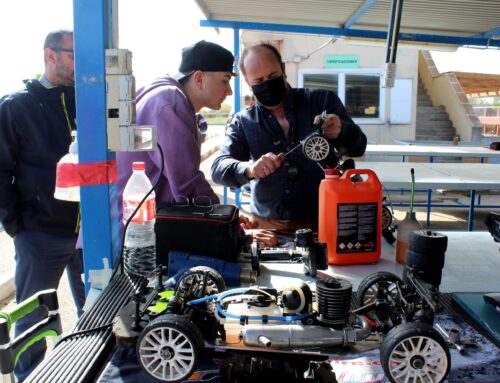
[122,162,156,277]
[54,131,80,201]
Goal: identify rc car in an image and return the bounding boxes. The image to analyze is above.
[113,236,451,383]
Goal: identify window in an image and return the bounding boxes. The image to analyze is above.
[302,73,338,94]
[300,69,385,124]
[345,74,379,118]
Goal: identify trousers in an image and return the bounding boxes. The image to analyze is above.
[13,229,85,382]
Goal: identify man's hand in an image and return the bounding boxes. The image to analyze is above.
[249,229,278,247]
[245,152,284,179]
[314,113,341,140]
[240,215,258,230]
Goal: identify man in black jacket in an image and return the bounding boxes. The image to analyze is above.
[0,30,85,381]
[212,43,367,231]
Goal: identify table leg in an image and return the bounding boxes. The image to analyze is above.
[427,189,432,226]
[468,190,476,231]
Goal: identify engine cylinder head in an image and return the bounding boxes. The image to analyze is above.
[316,277,352,326]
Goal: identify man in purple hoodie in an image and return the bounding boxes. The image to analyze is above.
[117,40,236,204]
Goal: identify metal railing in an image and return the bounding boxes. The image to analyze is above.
[473,106,500,136]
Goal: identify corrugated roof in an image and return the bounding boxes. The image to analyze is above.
[453,72,500,95]
[195,0,500,46]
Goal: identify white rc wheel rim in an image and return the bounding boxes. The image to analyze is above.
[139,326,195,382]
[303,136,330,161]
[388,335,449,383]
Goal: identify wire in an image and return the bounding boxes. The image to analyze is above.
[284,37,338,63]
[54,323,112,347]
[110,143,165,283]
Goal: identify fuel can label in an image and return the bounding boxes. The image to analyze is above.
[336,203,378,253]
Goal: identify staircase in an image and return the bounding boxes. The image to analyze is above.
[416,78,455,141]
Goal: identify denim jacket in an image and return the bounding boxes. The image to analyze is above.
[211,86,367,222]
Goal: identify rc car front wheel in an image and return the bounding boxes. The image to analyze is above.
[380,322,450,383]
[356,271,402,309]
[136,314,204,383]
[356,271,403,328]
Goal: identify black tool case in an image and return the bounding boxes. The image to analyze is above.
[155,204,240,264]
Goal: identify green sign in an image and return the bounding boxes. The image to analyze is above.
[324,55,359,68]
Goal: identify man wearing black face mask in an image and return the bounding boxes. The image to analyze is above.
[211,43,367,231]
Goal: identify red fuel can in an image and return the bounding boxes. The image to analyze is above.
[319,168,382,265]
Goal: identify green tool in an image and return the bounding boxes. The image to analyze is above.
[0,289,62,382]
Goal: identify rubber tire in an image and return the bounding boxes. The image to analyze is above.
[380,322,450,383]
[408,230,448,255]
[405,249,444,286]
[174,266,226,299]
[356,271,402,308]
[406,249,445,270]
[136,314,204,383]
[403,264,443,287]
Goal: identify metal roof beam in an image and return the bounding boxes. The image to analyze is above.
[200,19,500,48]
[344,0,379,29]
[473,27,500,40]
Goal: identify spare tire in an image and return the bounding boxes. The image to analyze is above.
[408,230,448,255]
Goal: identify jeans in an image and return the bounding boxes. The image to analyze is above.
[13,230,85,382]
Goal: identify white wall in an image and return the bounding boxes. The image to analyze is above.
[241,32,420,144]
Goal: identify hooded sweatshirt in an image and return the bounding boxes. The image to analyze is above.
[117,76,219,206]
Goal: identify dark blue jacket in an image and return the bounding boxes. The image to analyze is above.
[0,79,79,237]
[211,87,367,222]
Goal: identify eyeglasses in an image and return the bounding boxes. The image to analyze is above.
[50,47,74,54]
[171,195,213,208]
[171,195,223,217]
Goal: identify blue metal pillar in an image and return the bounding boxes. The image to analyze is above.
[73,0,120,293]
[233,28,241,113]
[232,28,243,207]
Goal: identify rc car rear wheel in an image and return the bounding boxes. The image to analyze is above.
[380,322,450,383]
[356,271,403,327]
[136,314,204,383]
[174,266,226,301]
[356,271,402,309]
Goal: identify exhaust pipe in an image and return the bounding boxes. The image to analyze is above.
[241,316,370,348]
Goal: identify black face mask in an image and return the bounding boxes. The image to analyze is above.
[251,76,288,107]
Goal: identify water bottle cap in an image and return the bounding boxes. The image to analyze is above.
[132,162,145,171]
[325,169,340,177]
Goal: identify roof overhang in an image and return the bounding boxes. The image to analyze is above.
[194,0,500,48]
[453,72,500,96]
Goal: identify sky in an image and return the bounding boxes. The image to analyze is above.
[0,0,499,97]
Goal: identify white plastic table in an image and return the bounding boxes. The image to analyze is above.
[362,144,500,163]
[358,161,500,231]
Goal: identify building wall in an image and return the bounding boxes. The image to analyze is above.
[419,52,483,142]
[241,31,420,144]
